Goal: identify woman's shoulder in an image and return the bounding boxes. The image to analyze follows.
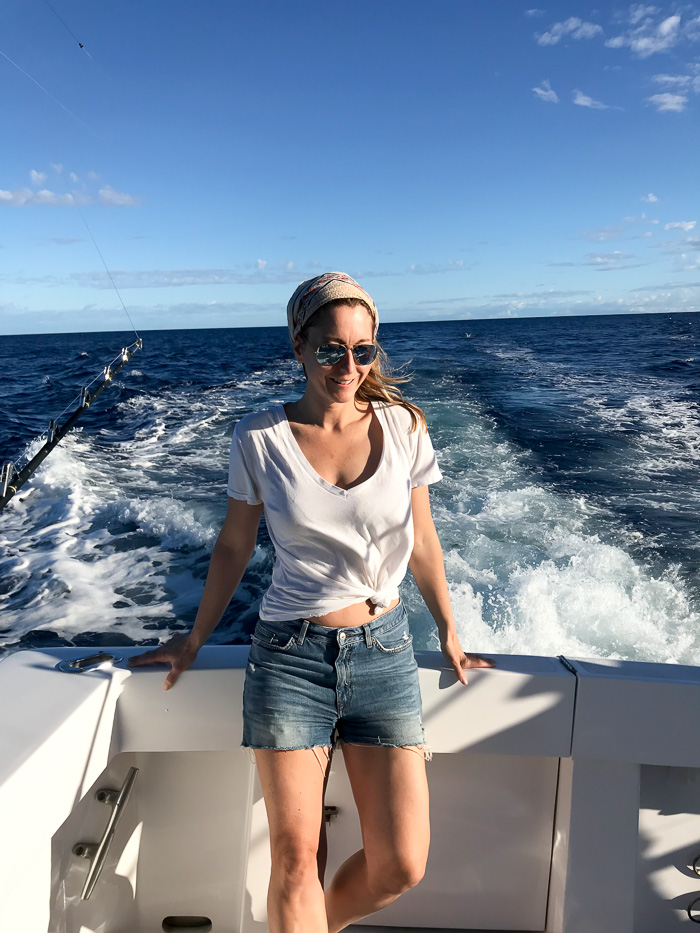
[373,398,425,434]
[233,405,282,440]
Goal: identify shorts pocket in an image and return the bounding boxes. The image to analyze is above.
[372,630,413,654]
[251,622,298,652]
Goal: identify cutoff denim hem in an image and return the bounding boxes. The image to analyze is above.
[241,599,430,761]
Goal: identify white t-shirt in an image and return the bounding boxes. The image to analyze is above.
[227,399,442,621]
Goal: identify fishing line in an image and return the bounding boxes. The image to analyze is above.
[0,47,101,138]
[40,0,93,57]
[0,10,143,508]
[65,180,140,339]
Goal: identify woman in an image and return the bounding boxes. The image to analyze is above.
[129,271,495,933]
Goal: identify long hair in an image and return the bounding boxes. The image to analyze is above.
[298,298,427,433]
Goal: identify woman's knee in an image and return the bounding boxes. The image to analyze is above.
[270,837,320,888]
[367,851,428,898]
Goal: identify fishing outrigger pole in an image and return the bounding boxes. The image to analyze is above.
[0,338,142,511]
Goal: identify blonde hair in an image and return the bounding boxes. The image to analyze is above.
[298,298,427,433]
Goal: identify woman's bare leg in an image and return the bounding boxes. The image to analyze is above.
[255,747,332,933]
[324,745,430,933]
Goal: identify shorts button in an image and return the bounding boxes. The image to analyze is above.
[339,632,346,642]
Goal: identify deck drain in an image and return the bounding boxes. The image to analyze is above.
[162,917,212,931]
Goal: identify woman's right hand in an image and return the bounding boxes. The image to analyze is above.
[127,633,200,690]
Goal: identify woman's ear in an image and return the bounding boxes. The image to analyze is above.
[291,335,305,364]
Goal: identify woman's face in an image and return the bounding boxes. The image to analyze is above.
[293,303,375,404]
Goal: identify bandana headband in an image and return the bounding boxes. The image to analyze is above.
[286,272,379,343]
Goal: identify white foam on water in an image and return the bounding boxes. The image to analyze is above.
[404,391,700,665]
[0,358,301,654]
[3,351,699,667]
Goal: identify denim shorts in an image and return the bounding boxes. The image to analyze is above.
[242,600,427,753]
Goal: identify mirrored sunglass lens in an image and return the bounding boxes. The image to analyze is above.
[316,344,346,365]
[315,344,377,365]
[352,345,377,365]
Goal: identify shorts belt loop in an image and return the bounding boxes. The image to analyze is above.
[296,620,309,646]
[363,624,372,648]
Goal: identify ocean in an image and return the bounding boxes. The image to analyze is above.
[1,312,699,665]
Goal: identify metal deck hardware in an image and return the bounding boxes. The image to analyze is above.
[56,652,122,673]
[73,766,139,900]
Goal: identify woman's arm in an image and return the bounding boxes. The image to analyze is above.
[188,496,264,649]
[128,496,263,688]
[408,485,495,684]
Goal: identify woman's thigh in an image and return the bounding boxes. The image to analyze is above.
[342,744,430,878]
[255,747,332,861]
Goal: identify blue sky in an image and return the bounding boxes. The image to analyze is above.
[1,1,699,335]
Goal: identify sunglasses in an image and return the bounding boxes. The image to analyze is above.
[310,342,378,367]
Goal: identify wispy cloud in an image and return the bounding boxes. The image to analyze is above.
[491,289,595,299]
[0,184,140,207]
[0,188,77,206]
[533,78,559,103]
[407,260,472,274]
[646,92,688,111]
[606,10,687,57]
[29,169,47,185]
[664,220,696,231]
[536,17,603,45]
[652,72,694,89]
[549,250,645,270]
[584,224,626,241]
[642,193,659,202]
[573,89,609,109]
[586,250,637,267]
[629,5,659,27]
[524,9,545,18]
[98,185,140,206]
[396,283,700,319]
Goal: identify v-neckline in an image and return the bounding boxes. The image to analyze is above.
[279,400,386,497]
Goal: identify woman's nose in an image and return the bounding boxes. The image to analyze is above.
[336,347,357,374]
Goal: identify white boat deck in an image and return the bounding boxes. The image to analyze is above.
[1,645,700,932]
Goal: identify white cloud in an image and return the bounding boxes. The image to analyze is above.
[585,224,625,241]
[642,193,658,202]
[0,184,140,207]
[629,5,658,26]
[525,9,544,17]
[536,17,603,45]
[69,172,79,183]
[408,259,468,274]
[573,89,609,109]
[658,14,681,37]
[87,170,99,181]
[29,169,47,186]
[664,221,696,231]
[652,73,692,88]
[0,188,74,206]
[588,250,634,262]
[647,92,687,111]
[605,10,688,57]
[98,185,140,206]
[255,259,267,270]
[50,162,63,173]
[533,78,559,103]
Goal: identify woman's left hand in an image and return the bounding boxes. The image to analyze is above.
[441,635,496,685]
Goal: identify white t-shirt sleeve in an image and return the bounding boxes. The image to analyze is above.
[408,417,443,487]
[227,421,263,504]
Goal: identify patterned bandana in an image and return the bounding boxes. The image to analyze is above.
[286,271,379,343]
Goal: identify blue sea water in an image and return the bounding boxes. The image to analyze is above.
[1,312,699,665]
